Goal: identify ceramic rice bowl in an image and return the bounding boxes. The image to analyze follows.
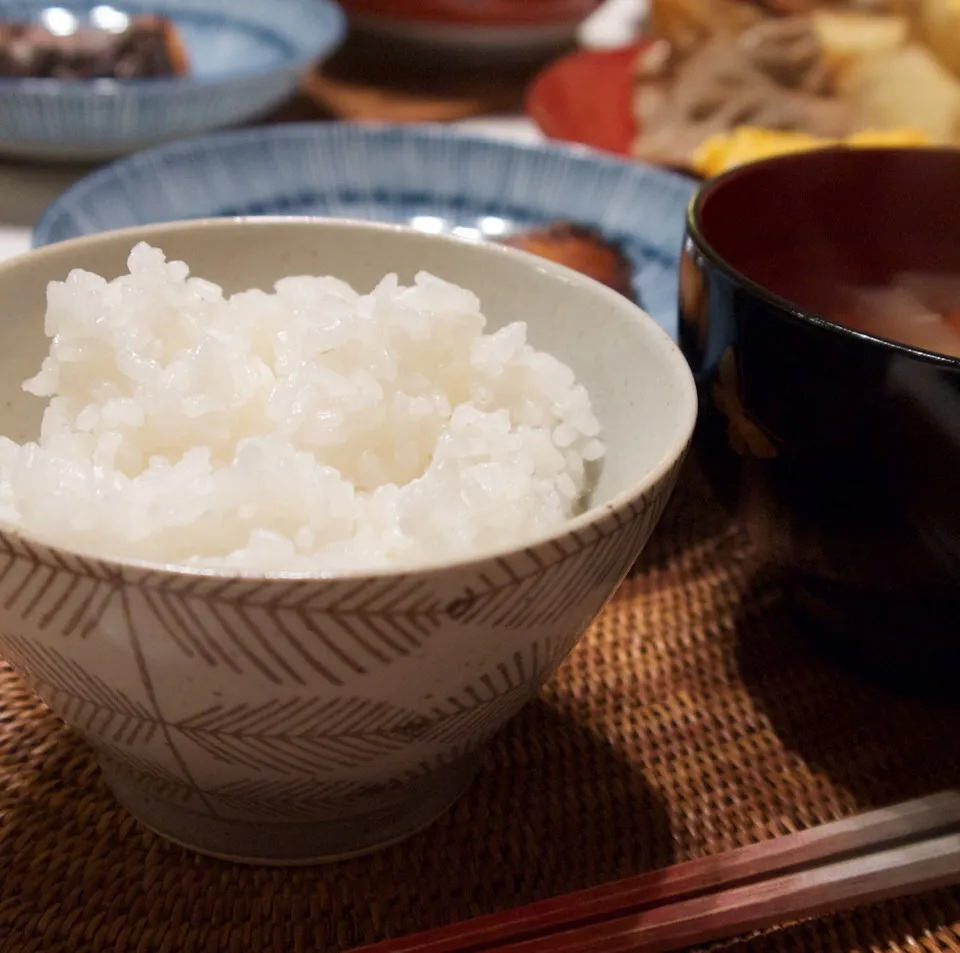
[0,217,696,864]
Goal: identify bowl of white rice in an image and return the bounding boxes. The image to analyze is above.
[0,216,696,863]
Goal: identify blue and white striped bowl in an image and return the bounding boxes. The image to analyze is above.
[34,122,696,336]
[0,0,345,160]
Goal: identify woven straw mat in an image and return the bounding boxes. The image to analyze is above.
[1,460,959,953]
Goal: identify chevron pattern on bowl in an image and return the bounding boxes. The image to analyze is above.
[0,217,695,863]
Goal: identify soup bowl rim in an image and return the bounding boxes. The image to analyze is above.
[686,147,960,372]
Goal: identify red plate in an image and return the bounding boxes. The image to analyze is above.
[525,41,648,156]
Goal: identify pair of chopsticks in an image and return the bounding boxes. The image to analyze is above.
[356,791,960,953]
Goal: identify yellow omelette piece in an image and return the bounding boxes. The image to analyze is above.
[691,126,932,179]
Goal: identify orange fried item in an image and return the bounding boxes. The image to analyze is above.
[505,222,636,301]
[148,16,190,78]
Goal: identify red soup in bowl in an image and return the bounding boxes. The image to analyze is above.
[680,148,960,697]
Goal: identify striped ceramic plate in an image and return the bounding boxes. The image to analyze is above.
[33,122,696,336]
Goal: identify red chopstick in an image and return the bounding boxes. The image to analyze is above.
[493,830,960,953]
[355,792,960,953]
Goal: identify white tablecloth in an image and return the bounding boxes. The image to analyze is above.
[0,0,641,263]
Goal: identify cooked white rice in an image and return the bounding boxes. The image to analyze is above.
[0,243,605,572]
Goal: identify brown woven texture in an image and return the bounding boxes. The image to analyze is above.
[1,461,959,953]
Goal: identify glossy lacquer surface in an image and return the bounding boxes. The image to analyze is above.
[680,149,960,695]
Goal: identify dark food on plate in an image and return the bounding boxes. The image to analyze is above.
[505,222,636,301]
[0,15,189,79]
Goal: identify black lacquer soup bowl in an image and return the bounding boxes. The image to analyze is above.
[680,148,960,694]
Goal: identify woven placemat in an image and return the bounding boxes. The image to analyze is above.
[2,461,959,953]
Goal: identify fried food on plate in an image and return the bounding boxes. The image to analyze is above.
[505,223,636,301]
[630,0,959,172]
[632,17,856,169]
[918,0,960,79]
[839,45,960,142]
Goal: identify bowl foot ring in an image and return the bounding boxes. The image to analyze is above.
[99,754,483,866]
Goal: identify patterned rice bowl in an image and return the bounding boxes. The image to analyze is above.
[0,217,696,864]
[0,0,344,160]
